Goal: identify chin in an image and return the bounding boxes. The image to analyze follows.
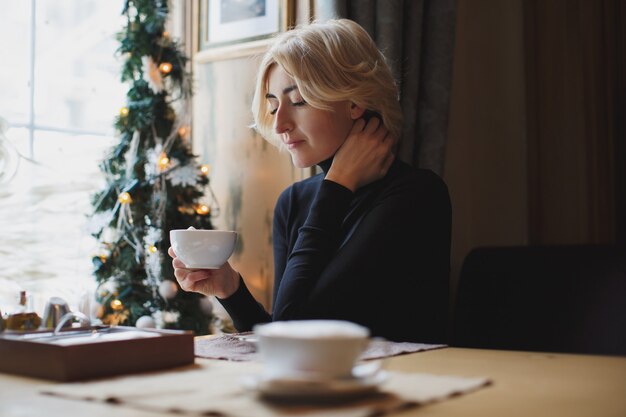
[290,156,314,169]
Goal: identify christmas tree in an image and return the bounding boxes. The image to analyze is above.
[89,0,219,334]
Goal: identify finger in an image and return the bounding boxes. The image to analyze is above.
[172,257,187,269]
[373,126,390,142]
[178,276,194,292]
[174,267,188,283]
[177,270,202,291]
[186,269,215,283]
[363,117,381,133]
[351,118,366,134]
[167,246,176,258]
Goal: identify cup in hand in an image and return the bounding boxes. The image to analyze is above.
[169,229,237,269]
[254,320,370,380]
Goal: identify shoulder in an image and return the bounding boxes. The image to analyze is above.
[277,172,323,200]
[378,160,451,220]
[389,160,449,196]
[275,172,324,212]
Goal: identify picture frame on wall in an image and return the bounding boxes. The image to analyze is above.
[200,0,291,51]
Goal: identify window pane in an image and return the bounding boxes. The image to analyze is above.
[0,128,114,313]
[33,0,126,133]
[0,1,32,125]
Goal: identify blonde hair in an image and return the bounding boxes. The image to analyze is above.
[251,18,403,148]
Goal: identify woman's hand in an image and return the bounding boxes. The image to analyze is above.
[326,117,395,192]
[167,247,240,299]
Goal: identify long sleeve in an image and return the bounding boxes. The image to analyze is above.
[217,275,271,330]
[272,161,451,342]
[218,159,451,343]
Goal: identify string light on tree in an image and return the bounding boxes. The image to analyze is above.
[120,107,129,117]
[110,299,124,311]
[200,164,210,176]
[118,192,132,204]
[195,204,210,216]
[159,62,172,74]
[158,152,170,170]
[178,126,189,139]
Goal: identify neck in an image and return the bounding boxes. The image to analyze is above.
[316,156,333,174]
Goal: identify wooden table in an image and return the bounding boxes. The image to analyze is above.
[0,346,624,416]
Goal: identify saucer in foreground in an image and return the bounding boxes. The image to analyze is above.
[242,370,388,401]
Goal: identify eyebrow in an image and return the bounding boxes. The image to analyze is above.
[265,85,298,99]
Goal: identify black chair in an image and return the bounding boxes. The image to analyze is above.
[451,244,626,356]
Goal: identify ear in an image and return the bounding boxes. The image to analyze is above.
[349,103,366,120]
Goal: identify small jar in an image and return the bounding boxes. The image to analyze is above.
[5,291,42,331]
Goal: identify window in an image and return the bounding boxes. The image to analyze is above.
[0,0,126,316]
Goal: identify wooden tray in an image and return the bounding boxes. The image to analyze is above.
[0,326,194,381]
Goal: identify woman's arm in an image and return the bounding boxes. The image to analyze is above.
[272,167,451,342]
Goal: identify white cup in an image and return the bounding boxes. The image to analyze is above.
[169,229,237,269]
[254,320,370,380]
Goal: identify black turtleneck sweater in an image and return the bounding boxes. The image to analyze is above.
[218,158,451,343]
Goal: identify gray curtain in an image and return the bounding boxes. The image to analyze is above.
[313,0,457,176]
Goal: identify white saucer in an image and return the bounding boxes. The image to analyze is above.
[242,368,388,401]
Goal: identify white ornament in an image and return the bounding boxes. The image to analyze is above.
[158,280,178,299]
[162,310,180,324]
[98,279,118,297]
[86,210,114,235]
[144,226,162,246]
[199,296,214,316]
[101,226,121,244]
[145,144,164,177]
[145,251,162,282]
[167,163,198,187]
[136,315,156,328]
[154,310,180,327]
[141,56,164,93]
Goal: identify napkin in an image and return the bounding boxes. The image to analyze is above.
[41,359,491,417]
[194,333,447,362]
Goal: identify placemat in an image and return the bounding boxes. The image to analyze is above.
[41,359,491,417]
[194,333,447,362]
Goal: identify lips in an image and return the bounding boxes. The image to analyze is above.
[284,139,304,149]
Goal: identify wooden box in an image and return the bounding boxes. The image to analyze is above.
[0,326,194,381]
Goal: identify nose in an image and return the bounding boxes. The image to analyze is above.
[273,104,293,134]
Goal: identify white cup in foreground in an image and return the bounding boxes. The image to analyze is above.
[254,320,370,380]
[169,229,237,269]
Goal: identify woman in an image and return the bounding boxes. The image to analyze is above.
[169,19,451,343]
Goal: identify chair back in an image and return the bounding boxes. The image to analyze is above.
[452,244,626,355]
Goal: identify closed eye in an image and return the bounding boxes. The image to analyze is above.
[268,100,306,116]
